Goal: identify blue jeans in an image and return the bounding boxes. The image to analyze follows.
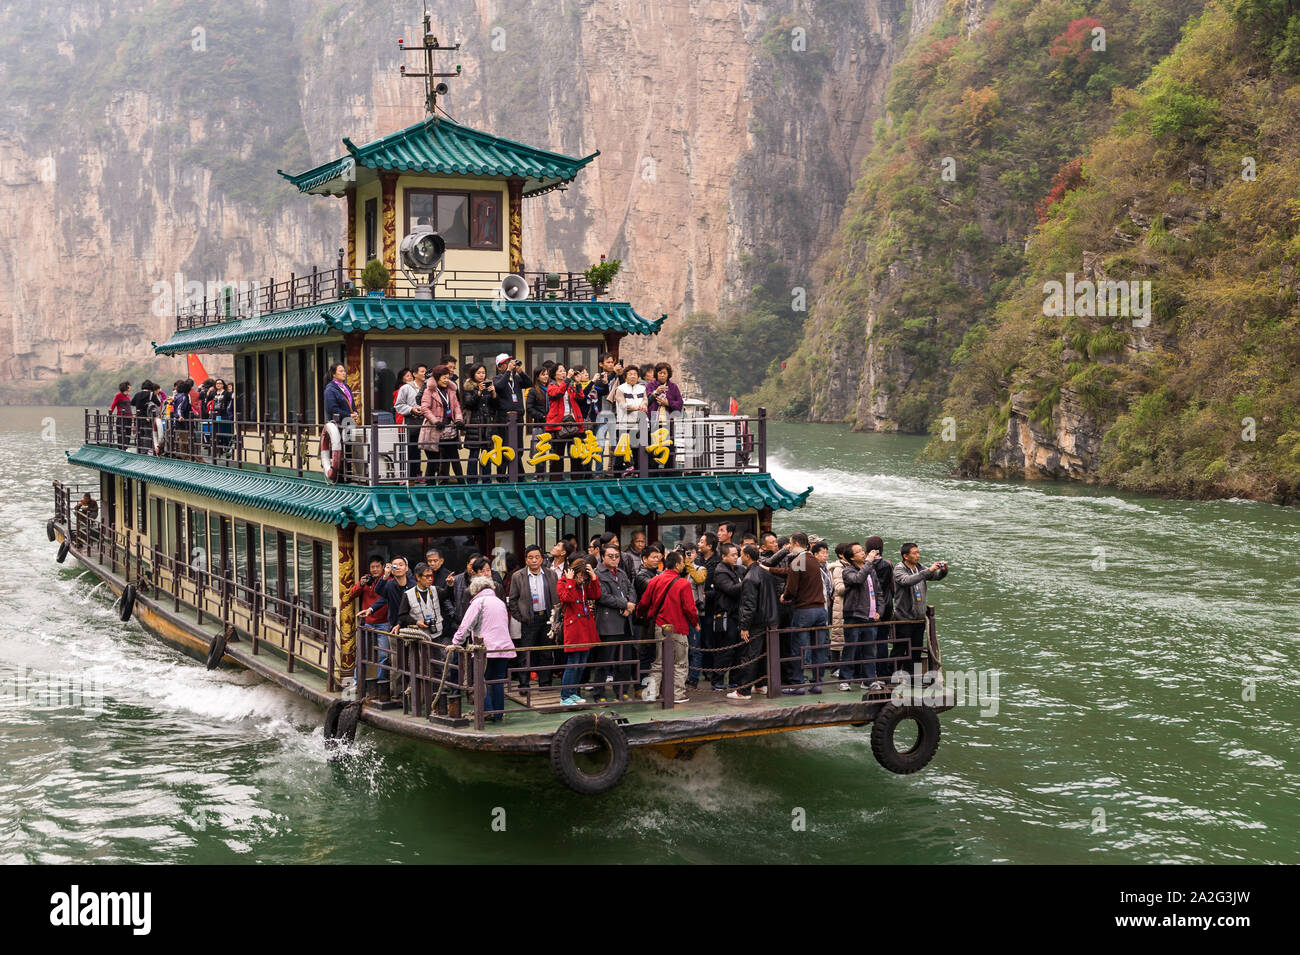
[791,607,829,685]
[373,628,392,684]
[561,650,590,697]
[687,625,702,683]
[840,621,875,681]
[483,656,509,718]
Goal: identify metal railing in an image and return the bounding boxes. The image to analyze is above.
[84,408,769,485]
[175,256,601,331]
[53,481,337,689]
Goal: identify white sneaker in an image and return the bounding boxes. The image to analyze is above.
[869,681,884,691]
[725,690,751,701]
[753,685,768,695]
[839,682,851,692]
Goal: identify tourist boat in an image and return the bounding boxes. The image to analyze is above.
[48,16,952,793]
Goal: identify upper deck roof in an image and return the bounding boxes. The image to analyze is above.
[68,445,811,527]
[278,117,599,197]
[155,297,665,355]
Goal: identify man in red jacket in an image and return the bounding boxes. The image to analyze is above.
[635,551,698,703]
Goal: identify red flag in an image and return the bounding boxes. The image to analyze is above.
[729,397,739,416]
[187,354,210,383]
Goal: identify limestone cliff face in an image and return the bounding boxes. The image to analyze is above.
[0,0,934,397]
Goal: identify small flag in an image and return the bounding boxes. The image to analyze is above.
[729,397,739,416]
[187,353,210,383]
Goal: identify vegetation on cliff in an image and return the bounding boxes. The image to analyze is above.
[933,1,1300,502]
[751,0,1204,427]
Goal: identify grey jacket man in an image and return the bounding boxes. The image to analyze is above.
[507,566,558,625]
[594,564,635,637]
[893,561,948,620]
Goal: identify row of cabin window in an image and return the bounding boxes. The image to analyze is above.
[361,189,504,262]
[118,479,333,617]
[232,340,603,424]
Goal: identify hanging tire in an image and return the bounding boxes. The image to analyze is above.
[118,584,137,621]
[46,520,56,542]
[870,703,940,775]
[204,627,229,670]
[334,701,362,743]
[550,713,630,795]
[323,699,347,739]
[56,540,70,563]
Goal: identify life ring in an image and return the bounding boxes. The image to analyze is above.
[56,540,70,563]
[152,416,167,456]
[204,627,229,670]
[46,520,56,542]
[118,584,136,621]
[550,713,630,794]
[870,703,941,775]
[320,422,343,482]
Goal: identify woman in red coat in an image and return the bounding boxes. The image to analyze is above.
[544,364,589,478]
[557,557,601,705]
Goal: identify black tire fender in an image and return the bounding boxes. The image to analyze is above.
[550,713,630,795]
[870,703,941,775]
[323,699,347,739]
[46,520,56,542]
[56,540,70,564]
[118,584,137,622]
[334,701,362,743]
[204,627,229,670]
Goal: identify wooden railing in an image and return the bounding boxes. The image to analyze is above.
[175,256,601,331]
[83,408,768,486]
[53,481,337,689]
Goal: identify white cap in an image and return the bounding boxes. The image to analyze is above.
[495,353,511,366]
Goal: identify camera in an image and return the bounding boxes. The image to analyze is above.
[361,573,375,585]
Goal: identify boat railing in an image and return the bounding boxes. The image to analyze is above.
[52,481,338,689]
[354,611,942,731]
[83,408,770,485]
[174,258,600,331]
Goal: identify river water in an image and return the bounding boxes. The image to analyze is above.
[1,406,1296,864]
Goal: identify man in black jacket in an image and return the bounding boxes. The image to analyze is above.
[892,541,949,676]
[841,543,884,690]
[507,544,559,688]
[594,546,636,701]
[632,547,663,677]
[695,531,723,688]
[711,543,744,688]
[728,545,778,700]
[491,353,532,476]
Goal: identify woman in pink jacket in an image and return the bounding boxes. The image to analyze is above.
[417,364,464,481]
[453,575,517,722]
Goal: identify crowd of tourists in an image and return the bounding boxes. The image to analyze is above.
[106,376,235,452]
[351,523,950,722]
[391,351,686,481]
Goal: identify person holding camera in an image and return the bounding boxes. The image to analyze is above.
[417,364,463,481]
[545,364,589,479]
[491,353,532,476]
[557,557,602,706]
[460,362,497,484]
[891,543,949,678]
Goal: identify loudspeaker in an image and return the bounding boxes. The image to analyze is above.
[499,274,530,301]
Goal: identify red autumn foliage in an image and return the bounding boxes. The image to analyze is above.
[1049,17,1104,65]
[1035,158,1085,223]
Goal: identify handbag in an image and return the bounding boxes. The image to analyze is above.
[557,390,581,439]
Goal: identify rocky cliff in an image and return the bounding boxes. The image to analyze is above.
[0,0,937,399]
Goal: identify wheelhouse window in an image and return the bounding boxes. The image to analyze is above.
[284,347,316,423]
[405,188,502,250]
[235,354,257,422]
[259,351,283,423]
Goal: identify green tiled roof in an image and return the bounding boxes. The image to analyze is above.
[68,446,811,528]
[278,118,598,197]
[155,298,666,355]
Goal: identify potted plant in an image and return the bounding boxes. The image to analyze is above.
[583,255,621,295]
[361,258,390,297]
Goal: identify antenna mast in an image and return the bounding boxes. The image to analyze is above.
[398,7,462,117]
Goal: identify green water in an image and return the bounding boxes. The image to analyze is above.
[2,407,1296,863]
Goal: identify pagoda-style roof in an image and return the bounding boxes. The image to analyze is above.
[278,117,598,197]
[68,446,811,528]
[154,297,666,355]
